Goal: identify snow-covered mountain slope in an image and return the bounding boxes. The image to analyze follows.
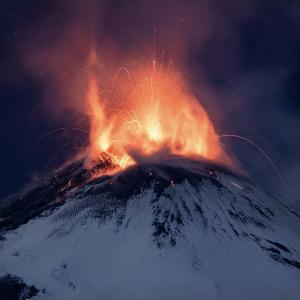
[0,158,299,300]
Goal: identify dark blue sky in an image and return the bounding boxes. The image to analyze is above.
[0,0,299,209]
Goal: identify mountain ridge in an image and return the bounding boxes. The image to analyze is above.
[0,157,299,299]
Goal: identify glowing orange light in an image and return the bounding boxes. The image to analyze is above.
[85,49,233,171]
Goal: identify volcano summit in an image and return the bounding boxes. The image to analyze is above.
[0,157,299,299]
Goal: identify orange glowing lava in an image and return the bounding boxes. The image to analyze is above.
[85,51,233,171]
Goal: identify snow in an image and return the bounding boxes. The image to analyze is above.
[0,162,299,299]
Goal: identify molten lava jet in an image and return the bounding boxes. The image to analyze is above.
[85,50,233,172]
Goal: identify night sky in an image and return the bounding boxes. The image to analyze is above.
[0,0,299,209]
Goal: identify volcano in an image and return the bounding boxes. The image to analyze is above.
[0,157,299,300]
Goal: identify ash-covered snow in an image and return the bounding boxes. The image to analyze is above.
[0,158,299,299]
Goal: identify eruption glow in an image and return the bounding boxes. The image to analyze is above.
[85,49,233,171]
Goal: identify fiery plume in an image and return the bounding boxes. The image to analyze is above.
[85,49,233,171]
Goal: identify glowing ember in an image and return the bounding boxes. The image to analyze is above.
[85,50,233,171]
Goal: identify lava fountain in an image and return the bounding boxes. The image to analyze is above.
[85,49,233,172]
